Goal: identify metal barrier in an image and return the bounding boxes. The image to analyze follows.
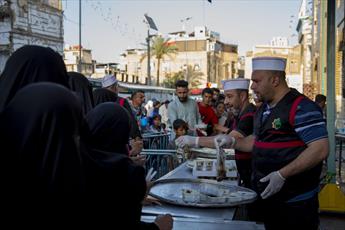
[142,132,170,149]
[141,149,178,179]
[336,133,345,179]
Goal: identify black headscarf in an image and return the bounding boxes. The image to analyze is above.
[82,103,153,228]
[68,72,94,115]
[0,82,84,194]
[93,87,118,105]
[0,45,69,111]
[93,88,142,139]
[86,102,131,154]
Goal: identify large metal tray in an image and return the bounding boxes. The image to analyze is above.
[149,178,257,208]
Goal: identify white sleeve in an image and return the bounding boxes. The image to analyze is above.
[168,102,177,127]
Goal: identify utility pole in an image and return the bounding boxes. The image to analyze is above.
[78,0,82,73]
[326,0,336,182]
[147,29,151,86]
[144,14,158,86]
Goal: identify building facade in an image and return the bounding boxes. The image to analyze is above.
[245,38,302,93]
[0,0,63,73]
[91,62,119,79]
[311,0,344,114]
[120,26,238,88]
[63,45,94,76]
[335,0,344,116]
[311,0,328,97]
[296,0,314,99]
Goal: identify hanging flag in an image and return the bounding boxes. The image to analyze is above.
[164,40,176,47]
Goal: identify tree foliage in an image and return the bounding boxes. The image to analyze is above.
[141,36,177,86]
[163,65,203,88]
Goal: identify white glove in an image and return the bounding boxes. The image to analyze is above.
[194,123,207,129]
[260,171,286,199]
[145,167,157,182]
[175,135,199,148]
[214,134,235,148]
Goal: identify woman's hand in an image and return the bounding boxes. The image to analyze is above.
[129,138,143,156]
[130,154,146,167]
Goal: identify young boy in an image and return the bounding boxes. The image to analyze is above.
[149,114,162,133]
[167,119,188,149]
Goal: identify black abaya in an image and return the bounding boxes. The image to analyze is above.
[0,45,69,111]
[68,71,94,114]
[86,102,131,154]
[0,82,84,193]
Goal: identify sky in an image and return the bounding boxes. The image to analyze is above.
[63,0,301,63]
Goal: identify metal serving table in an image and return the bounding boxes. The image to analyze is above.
[142,162,239,222]
[141,216,264,230]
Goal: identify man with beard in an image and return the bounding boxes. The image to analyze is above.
[221,78,256,188]
[176,57,328,229]
[175,79,255,187]
[168,80,205,135]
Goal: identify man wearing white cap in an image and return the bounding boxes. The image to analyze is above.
[220,57,328,229]
[220,78,256,189]
[100,75,135,122]
[102,74,119,92]
[176,57,329,229]
[94,75,144,156]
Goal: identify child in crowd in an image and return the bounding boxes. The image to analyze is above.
[161,123,167,133]
[149,114,162,133]
[215,101,228,127]
[167,119,188,149]
[166,119,189,171]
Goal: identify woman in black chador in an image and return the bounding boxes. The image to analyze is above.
[0,83,85,225]
[83,102,172,229]
[0,45,69,111]
[86,102,131,155]
[68,71,95,115]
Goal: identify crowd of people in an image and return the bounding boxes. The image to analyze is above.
[0,45,330,229]
[0,45,172,229]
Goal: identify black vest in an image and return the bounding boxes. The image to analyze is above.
[234,103,256,160]
[252,89,322,201]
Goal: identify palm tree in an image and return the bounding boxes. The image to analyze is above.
[141,36,177,86]
[185,65,203,88]
[163,72,184,88]
[163,65,203,89]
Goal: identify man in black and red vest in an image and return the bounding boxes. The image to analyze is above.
[222,78,256,188]
[176,57,329,229]
[216,57,328,229]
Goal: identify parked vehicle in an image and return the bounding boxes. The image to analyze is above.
[88,78,175,101]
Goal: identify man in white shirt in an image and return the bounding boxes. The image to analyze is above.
[159,100,170,126]
[168,80,205,131]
